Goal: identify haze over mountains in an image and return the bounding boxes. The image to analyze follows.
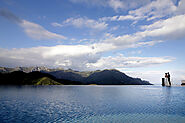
[0,66,151,85]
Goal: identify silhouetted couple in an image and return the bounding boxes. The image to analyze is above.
[165,72,171,86]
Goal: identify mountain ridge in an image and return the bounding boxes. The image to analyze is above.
[0,66,152,85]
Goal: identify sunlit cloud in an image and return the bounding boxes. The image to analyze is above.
[86,54,174,69]
[55,17,108,31]
[0,47,174,71]
[0,9,67,40]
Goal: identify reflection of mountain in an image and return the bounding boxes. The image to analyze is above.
[0,67,152,85]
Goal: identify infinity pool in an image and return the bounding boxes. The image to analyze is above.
[0,85,185,122]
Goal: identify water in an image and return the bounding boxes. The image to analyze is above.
[0,85,185,123]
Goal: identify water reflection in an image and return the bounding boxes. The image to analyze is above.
[162,87,172,104]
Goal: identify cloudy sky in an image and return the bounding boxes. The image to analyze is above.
[0,0,185,84]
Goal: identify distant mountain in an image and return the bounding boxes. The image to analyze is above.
[48,69,151,85]
[0,66,63,73]
[85,69,150,85]
[0,67,152,85]
[0,71,71,85]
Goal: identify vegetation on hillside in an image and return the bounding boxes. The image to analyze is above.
[34,77,62,85]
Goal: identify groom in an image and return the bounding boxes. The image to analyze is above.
[168,72,171,86]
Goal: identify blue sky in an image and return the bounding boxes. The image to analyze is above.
[0,0,185,84]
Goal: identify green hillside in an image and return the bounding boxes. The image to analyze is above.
[34,77,62,85]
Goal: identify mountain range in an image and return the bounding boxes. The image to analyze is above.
[0,67,152,85]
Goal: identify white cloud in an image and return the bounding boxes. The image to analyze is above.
[102,0,185,22]
[52,1,185,45]
[103,31,163,49]
[176,0,185,14]
[99,16,118,21]
[51,22,63,27]
[0,47,174,71]
[104,34,143,45]
[0,44,176,82]
[0,42,117,69]
[100,15,139,21]
[61,17,108,30]
[128,0,177,21]
[102,14,185,47]
[0,9,67,40]
[0,46,99,70]
[20,20,66,40]
[86,54,174,69]
[69,0,151,11]
[108,0,125,11]
[140,14,185,39]
[1,2,183,73]
[118,15,139,21]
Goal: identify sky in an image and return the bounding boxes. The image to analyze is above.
[0,0,185,84]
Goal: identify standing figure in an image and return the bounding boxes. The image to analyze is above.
[165,73,168,86]
[168,72,171,86]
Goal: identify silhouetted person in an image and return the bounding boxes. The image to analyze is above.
[168,72,171,86]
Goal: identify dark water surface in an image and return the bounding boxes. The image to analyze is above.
[0,85,185,123]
